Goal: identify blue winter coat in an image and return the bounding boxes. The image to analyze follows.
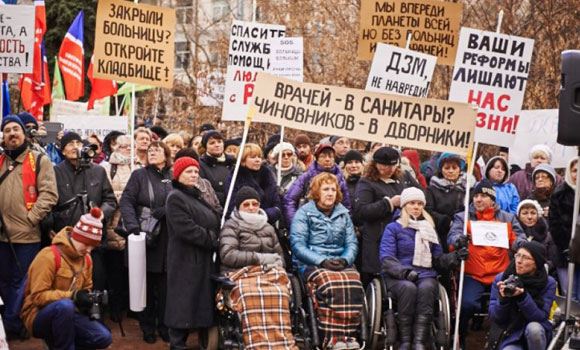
[483,156,520,215]
[283,162,351,224]
[379,212,443,280]
[290,201,358,273]
[488,273,556,348]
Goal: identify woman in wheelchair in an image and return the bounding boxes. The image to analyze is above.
[290,172,364,350]
[488,241,556,350]
[219,186,298,349]
[379,187,466,350]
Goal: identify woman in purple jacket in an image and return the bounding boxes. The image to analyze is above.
[379,187,464,350]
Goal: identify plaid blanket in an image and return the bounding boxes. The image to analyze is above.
[229,265,298,350]
[305,267,365,344]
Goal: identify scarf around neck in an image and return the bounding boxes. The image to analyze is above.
[406,218,439,268]
[502,260,548,308]
[238,208,268,228]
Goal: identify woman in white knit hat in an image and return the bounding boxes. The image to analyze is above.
[509,144,562,200]
[379,187,466,350]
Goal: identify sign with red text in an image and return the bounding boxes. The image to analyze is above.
[449,27,534,147]
[0,5,35,73]
[250,73,476,155]
[366,43,436,97]
[222,20,286,121]
[357,0,463,65]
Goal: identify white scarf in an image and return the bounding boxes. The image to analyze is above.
[407,219,439,268]
[238,209,268,228]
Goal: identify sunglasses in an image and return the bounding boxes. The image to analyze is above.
[241,200,260,208]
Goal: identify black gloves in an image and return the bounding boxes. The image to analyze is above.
[72,289,92,310]
[151,207,166,220]
[456,247,469,261]
[208,230,219,250]
[405,270,419,282]
[454,235,469,250]
[321,258,348,271]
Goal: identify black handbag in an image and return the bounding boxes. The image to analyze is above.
[139,175,161,248]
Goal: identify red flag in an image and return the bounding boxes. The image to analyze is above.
[87,55,117,110]
[19,0,50,120]
[58,11,84,101]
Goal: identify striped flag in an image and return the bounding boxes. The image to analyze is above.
[18,0,50,120]
[87,55,117,110]
[58,10,84,101]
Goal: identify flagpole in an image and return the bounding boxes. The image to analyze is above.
[129,0,139,172]
[0,74,4,118]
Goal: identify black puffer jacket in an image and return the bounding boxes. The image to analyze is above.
[549,182,575,267]
[199,153,235,206]
[119,165,172,273]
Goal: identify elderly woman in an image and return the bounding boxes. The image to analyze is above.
[165,156,220,349]
[528,163,557,217]
[291,173,362,350]
[220,186,297,349]
[354,146,420,285]
[488,241,557,350]
[517,200,557,272]
[380,187,464,350]
[163,133,184,161]
[269,141,303,196]
[224,143,281,224]
[120,141,173,344]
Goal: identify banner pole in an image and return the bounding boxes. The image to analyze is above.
[129,84,136,172]
[276,126,284,187]
[496,10,504,33]
[0,74,4,118]
[452,140,479,350]
[565,147,580,320]
[405,32,412,50]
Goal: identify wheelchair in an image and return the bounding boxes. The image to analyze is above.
[366,276,451,350]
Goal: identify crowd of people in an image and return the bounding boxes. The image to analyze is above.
[0,111,578,350]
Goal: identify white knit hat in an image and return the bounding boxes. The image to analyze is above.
[400,187,426,207]
[271,142,295,157]
[529,144,552,163]
[517,199,544,217]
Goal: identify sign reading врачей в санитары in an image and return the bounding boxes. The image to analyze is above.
[93,0,175,89]
[448,27,534,147]
[250,73,476,156]
[0,5,35,73]
[357,0,463,65]
[222,20,286,121]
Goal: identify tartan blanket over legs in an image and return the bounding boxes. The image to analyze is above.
[305,267,365,345]
[228,265,298,350]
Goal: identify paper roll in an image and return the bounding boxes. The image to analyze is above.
[128,233,147,312]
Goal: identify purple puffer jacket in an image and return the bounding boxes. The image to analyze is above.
[283,162,351,224]
[509,163,563,200]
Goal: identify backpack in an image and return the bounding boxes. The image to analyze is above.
[50,244,92,272]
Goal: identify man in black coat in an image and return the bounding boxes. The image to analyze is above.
[53,132,117,291]
[199,130,235,206]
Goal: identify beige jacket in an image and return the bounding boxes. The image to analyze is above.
[0,148,58,243]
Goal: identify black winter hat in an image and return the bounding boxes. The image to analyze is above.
[373,147,400,165]
[201,130,223,149]
[235,186,260,209]
[199,123,215,133]
[225,137,242,148]
[473,179,496,202]
[343,150,363,164]
[150,126,168,140]
[60,132,83,150]
[520,241,547,268]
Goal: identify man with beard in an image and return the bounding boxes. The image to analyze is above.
[0,115,58,339]
[293,134,314,170]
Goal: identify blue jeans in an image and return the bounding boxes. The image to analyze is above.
[32,299,112,350]
[557,266,580,301]
[501,322,546,350]
[459,275,488,337]
[0,241,40,333]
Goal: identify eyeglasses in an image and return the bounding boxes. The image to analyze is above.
[281,152,293,158]
[535,173,550,180]
[147,148,163,154]
[118,144,130,149]
[241,200,260,208]
[514,253,534,262]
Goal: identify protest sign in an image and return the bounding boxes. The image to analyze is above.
[50,98,109,121]
[511,109,577,169]
[93,0,175,88]
[0,5,35,73]
[449,27,535,147]
[269,37,303,82]
[250,73,476,155]
[57,115,128,140]
[471,221,509,249]
[222,20,286,121]
[357,0,462,65]
[196,70,224,107]
[366,43,436,97]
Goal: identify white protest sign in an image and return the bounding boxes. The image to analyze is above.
[0,5,35,73]
[471,221,509,249]
[366,43,436,97]
[449,27,534,147]
[50,99,110,121]
[196,70,224,107]
[222,20,286,121]
[269,37,303,82]
[57,115,128,140]
[511,109,578,169]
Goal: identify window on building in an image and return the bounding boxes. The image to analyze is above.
[175,41,191,69]
[176,0,193,24]
[212,0,230,21]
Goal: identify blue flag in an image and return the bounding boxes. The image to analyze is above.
[2,80,10,117]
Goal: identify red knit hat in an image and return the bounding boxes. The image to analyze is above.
[173,156,199,180]
[71,207,104,246]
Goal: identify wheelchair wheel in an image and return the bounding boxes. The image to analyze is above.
[433,283,451,350]
[199,326,220,350]
[366,278,382,350]
[289,274,313,350]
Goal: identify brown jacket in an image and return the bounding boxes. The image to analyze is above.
[101,154,132,250]
[0,147,58,243]
[20,228,93,332]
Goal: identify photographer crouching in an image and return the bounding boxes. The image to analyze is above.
[488,241,556,350]
[20,207,112,349]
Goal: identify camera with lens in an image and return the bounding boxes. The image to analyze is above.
[87,290,108,320]
[503,274,523,297]
[78,144,98,169]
